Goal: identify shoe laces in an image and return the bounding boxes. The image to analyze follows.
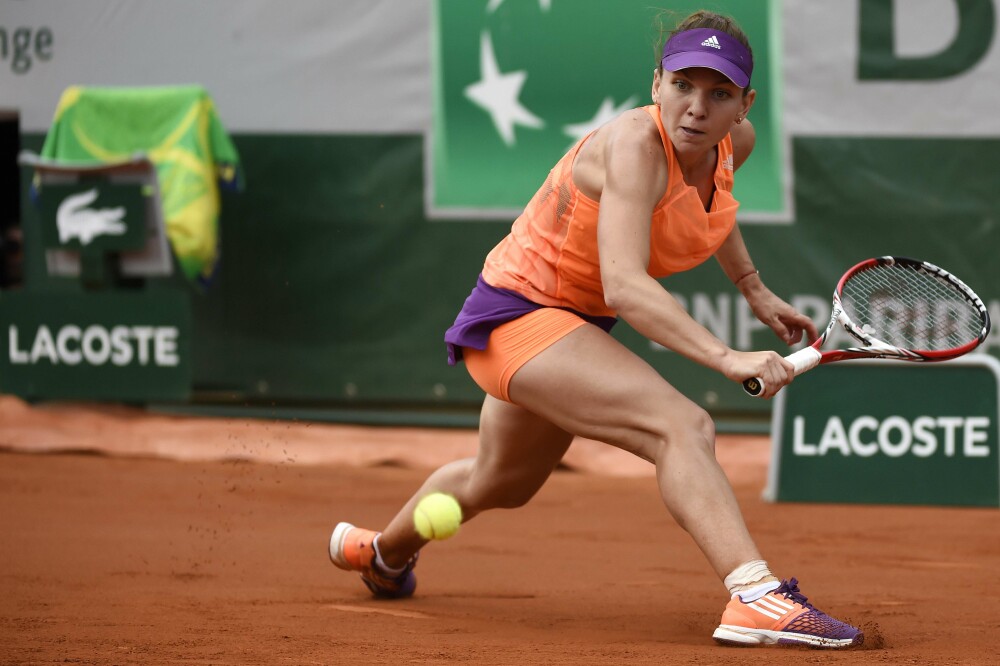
[775,577,816,610]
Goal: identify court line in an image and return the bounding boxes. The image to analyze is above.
[325,604,432,619]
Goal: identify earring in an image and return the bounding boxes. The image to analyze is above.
[735,116,743,124]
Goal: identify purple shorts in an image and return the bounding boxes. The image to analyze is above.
[444,275,617,365]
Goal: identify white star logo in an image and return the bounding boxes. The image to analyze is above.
[487,0,551,13]
[562,96,638,145]
[464,31,544,147]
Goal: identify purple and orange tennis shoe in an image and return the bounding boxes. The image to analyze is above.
[713,578,863,648]
[329,522,417,599]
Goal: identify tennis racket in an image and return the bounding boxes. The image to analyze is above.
[743,256,991,397]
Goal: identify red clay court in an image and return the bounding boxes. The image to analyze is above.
[1,396,997,665]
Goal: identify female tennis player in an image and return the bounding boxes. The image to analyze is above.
[331,10,862,648]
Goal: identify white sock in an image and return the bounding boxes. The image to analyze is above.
[735,580,781,603]
[372,534,406,576]
[724,559,776,596]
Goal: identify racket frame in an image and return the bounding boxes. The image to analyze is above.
[742,256,991,397]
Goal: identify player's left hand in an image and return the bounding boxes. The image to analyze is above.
[746,289,819,345]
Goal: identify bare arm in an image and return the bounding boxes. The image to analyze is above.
[715,122,819,344]
[597,114,729,371]
[596,113,792,392]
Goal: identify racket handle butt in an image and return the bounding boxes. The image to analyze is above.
[743,377,764,396]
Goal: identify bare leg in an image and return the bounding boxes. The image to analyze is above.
[379,323,763,580]
[506,325,764,581]
[377,396,573,569]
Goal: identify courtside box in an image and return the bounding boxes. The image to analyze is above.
[765,357,1000,507]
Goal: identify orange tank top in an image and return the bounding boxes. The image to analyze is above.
[481,104,739,317]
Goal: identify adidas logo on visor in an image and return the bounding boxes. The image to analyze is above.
[701,35,721,49]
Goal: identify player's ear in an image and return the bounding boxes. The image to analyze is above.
[651,68,662,105]
[740,88,756,118]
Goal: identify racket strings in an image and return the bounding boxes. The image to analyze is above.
[841,263,983,351]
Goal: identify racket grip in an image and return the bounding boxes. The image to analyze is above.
[742,346,822,397]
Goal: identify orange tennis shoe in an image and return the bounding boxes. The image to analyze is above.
[329,522,417,599]
[713,578,863,648]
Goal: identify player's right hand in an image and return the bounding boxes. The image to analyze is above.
[722,350,794,399]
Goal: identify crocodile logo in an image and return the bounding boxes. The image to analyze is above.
[56,188,127,245]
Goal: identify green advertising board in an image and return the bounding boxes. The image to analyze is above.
[766,357,1000,507]
[38,182,149,252]
[0,290,192,401]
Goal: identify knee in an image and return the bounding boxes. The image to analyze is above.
[649,405,716,459]
[689,406,717,448]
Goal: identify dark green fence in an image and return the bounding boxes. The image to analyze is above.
[15,131,1000,425]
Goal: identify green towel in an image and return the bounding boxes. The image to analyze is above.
[41,85,243,285]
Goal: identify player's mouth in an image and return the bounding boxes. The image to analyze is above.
[679,126,705,136]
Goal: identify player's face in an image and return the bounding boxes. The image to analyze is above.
[652,67,748,157]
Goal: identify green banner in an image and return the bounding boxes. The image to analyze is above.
[767,358,1000,507]
[0,289,192,401]
[430,0,785,220]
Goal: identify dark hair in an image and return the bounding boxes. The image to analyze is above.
[655,10,754,92]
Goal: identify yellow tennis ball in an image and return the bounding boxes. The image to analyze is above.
[413,492,462,540]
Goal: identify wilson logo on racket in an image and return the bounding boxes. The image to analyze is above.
[743,256,992,397]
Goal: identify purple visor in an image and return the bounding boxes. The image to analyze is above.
[660,28,752,88]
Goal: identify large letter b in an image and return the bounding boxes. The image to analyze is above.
[859,0,995,80]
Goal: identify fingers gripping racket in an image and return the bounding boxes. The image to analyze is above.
[743,256,991,397]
